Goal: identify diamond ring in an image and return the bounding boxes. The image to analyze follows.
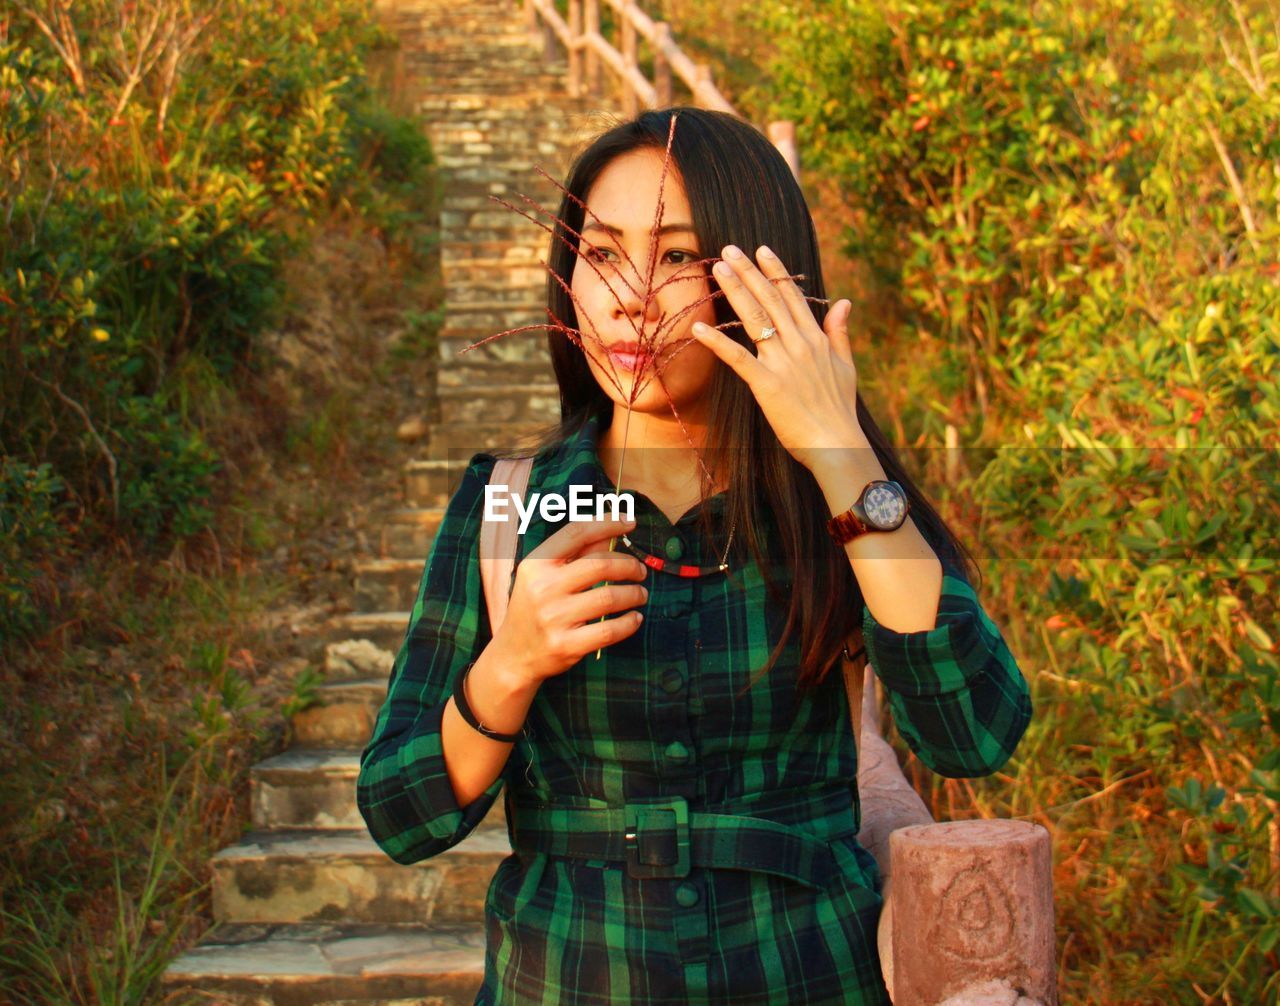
[751,325,778,344]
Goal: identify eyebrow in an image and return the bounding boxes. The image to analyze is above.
[581,221,697,237]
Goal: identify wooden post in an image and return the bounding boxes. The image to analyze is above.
[524,0,537,36]
[621,2,638,115]
[767,120,799,182]
[543,19,556,65]
[568,0,583,96]
[584,0,601,98]
[653,21,672,107]
[693,63,712,108]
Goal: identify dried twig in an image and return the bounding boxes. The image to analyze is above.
[29,373,120,519]
[15,1,85,92]
[1203,117,1260,254]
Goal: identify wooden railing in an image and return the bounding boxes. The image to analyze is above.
[521,0,799,180]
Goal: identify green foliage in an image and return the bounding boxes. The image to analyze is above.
[1,0,436,639]
[751,0,1279,996]
[0,459,69,640]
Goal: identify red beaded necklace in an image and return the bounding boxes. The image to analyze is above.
[617,520,736,577]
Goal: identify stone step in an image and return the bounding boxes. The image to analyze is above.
[442,243,548,267]
[438,247,551,270]
[353,557,426,612]
[439,382,559,425]
[403,459,471,507]
[211,827,511,926]
[446,285,546,307]
[441,337,552,366]
[323,639,396,681]
[437,224,551,246]
[435,153,577,175]
[413,33,544,49]
[413,76,578,99]
[425,421,552,461]
[291,678,387,749]
[441,261,551,289]
[379,506,447,559]
[323,611,413,652]
[437,359,556,388]
[161,921,486,1006]
[437,184,559,208]
[251,748,511,833]
[416,92,595,113]
[425,116,587,137]
[430,137,575,159]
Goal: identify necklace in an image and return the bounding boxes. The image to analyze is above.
[618,518,736,576]
[599,406,735,577]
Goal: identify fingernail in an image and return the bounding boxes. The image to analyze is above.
[713,261,733,276]
[723,245,744,259]
[758,245,775,259]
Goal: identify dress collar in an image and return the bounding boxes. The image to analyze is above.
[536,412,732,563]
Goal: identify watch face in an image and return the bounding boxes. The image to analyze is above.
[864,482,907,530]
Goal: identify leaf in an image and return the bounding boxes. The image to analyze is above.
[1241,616,1275,652]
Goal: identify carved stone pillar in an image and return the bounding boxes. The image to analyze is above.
[880,820,1057,1006]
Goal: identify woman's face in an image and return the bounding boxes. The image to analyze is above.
[570,147,720,421]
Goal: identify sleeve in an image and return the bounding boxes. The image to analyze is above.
[861,558,1033,779]
[356,452,515,865]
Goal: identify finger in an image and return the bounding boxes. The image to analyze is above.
[690,319,770,388]
[718,244,802,341]
[824,298,854,366]
[529,515,637,563]
[558,550,649,593]
[712,255,780,345]
[571,608,644,652]
[560,581,649,626]
[753,245,822,344]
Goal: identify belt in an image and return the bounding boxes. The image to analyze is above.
[508,786,857,889]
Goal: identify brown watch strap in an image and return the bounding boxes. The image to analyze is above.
[827,507,870,545]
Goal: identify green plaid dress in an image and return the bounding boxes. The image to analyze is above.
[357,413,1033,1005]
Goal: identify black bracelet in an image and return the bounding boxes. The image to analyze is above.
[451,661,521,743]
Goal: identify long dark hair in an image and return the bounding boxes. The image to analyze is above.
[506,106,980,694]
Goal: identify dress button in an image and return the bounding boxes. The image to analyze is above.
[659,667,685,693]
[675,882,700,907]
[664,740,690,764]
[664,535,684,561]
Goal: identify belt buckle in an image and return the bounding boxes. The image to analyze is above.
[623,796,690,879]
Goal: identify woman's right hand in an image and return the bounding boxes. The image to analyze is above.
[491,515,649,687]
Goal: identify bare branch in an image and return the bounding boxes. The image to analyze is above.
[1203,117,1260,253]
[15,1,85,91]
[29,374,120,519]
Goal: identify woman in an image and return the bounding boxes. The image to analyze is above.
[357,107,1033,1005]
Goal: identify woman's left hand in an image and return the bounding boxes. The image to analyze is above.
[689,243,868,473]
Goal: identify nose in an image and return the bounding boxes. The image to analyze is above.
[608,260,662,325]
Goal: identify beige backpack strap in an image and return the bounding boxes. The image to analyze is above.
[479,456,534,637]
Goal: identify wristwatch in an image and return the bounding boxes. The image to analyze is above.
[827,480,910,544]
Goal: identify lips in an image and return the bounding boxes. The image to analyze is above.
[606,342,654,373]
[607,349,651,373]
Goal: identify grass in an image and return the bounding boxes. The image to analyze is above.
[0,133,443,1006]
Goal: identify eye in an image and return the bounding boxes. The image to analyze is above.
[581,246,697,266]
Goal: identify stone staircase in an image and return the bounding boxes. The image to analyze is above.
[161,0,617,1001]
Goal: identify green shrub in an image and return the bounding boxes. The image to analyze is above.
[1,0,435,580]
[0,460,69,641]
[751,0,1279,997]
